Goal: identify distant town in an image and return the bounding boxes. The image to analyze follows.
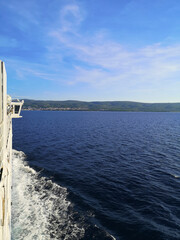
[24,107,90,111]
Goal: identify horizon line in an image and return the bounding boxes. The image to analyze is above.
[18,98,180,104]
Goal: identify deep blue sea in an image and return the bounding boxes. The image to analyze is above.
[12,111,180,240]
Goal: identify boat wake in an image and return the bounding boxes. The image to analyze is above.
[12,150,115,240]
[12,150,85,240]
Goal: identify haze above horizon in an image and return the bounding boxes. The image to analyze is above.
[0,0,180,103]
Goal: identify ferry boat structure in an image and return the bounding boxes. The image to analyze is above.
[0,60,23,240]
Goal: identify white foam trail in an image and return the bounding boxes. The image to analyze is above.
[169,172,180,179]
[12,150,85,240]
[171,174,180,178]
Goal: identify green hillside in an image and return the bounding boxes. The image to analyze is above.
[22,99,180,112]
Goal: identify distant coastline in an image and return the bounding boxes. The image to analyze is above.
[22,99,180,112]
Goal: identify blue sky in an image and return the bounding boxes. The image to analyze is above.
[0,0,180,102]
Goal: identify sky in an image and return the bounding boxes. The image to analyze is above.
[0,0,180,102]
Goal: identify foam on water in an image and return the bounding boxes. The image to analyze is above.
[12,150,116,240]
[170,174,180,179]
[12,150,85,240]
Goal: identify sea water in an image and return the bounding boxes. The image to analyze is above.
[12,111,180,240]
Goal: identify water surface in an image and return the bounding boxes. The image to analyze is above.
[12,111,180,240]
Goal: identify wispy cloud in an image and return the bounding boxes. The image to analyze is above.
[1,0,180,101]
[60,4,85,33]
[3,0,39,26]
[49,4,180,91]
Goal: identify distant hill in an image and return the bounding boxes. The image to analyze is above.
[21,99,180,112]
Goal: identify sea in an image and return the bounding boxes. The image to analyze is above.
[11,111,180,240]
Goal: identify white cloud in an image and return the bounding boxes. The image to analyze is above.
[4,1,180,101]
[60,4,84,32]
[48,3,180,93]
